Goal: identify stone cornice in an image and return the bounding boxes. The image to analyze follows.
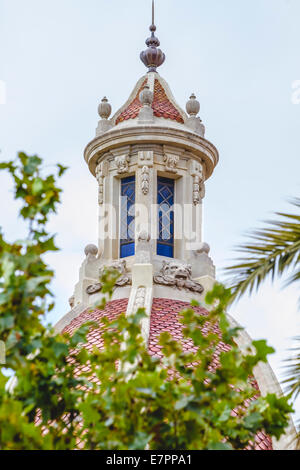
[84,125,219,179]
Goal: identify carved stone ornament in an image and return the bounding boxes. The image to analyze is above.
[69,295,75,308]
[86,260,132,295]
[138,150,153,167]
[154,260,204,294]
[116,155,130,174]
[190,161,205,205]
[164,153,179,173]
[141,166,150,195]
[95,162,107,205]
[138,230,151,243]
[133,287,146,312]
[193,174,205,205]
[135,230,151,263]
[98,97,112,120]
[86,283,102,295]
[186,93,200,117]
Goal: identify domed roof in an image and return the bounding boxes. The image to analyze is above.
[62,297,273,451]
[111,72,187,128]
[113,74,186,126]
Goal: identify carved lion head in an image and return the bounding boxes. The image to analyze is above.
[161,260,192,280]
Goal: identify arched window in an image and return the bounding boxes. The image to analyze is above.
[120,176,135,258]
[157,176,174,258]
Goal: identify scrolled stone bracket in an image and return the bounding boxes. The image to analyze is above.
[138,150,153,168]
[95,161,108,205]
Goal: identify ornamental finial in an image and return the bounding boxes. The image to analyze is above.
[186,94,200,117]
[98,97,112,120]
[140,0,165,72]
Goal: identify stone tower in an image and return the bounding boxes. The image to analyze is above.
[55,4,296,450]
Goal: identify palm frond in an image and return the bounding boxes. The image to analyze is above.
[226,198,300,304]
[282,337,300,401]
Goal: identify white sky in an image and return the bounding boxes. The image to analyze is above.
[0,0,299,420]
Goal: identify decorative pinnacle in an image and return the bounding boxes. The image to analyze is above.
[140,0,165,72]
[139,84,154,106]
[98,96,112,120]
[186,93,200,117]
[152,0,154,25]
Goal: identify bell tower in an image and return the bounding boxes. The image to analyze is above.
[70,2,219,311]
[55,2,297,450]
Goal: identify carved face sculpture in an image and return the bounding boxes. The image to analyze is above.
[111,259,127,274]
[154,260,203,293]
[116,155,129,173]
[161,260,192,280]
[100,259,127,277]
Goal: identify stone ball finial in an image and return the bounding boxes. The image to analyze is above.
[98,97,112,120]
[139,85,153,107]
[186,93,200,117]
[138,230,151,242]
[84,244,98,257]
[196,242,210,255]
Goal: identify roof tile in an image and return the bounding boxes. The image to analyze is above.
[115,78,184,125]
[62,297,273,450]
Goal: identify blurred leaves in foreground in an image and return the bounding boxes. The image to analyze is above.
[0,153,293,449]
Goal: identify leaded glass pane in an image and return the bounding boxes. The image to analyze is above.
[120,176,135,258]
[157,177,174,257]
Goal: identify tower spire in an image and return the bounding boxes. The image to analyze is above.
[152,0,154,26]
[140,0,165,73]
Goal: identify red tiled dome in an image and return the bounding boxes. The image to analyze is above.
[63,298,273,451]
[115,78,184,125]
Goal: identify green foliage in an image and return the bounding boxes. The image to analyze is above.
[283,336,300,401]
[226,198,300,406]
[226,198,300,304]
[0,153,293,449]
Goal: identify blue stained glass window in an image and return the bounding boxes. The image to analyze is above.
[157,176,174,258]
[120,176,135,258]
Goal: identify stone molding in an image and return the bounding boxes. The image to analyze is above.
[84,126,219,180]
[54,302,87,334]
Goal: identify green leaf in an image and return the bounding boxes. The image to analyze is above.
[244,412,262,430]
[27,275,52,293]
[32,178,44,195]
[208,442,233,450]
[252,340,275,362]
[23,155,42,176]
[57,164,68,177]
